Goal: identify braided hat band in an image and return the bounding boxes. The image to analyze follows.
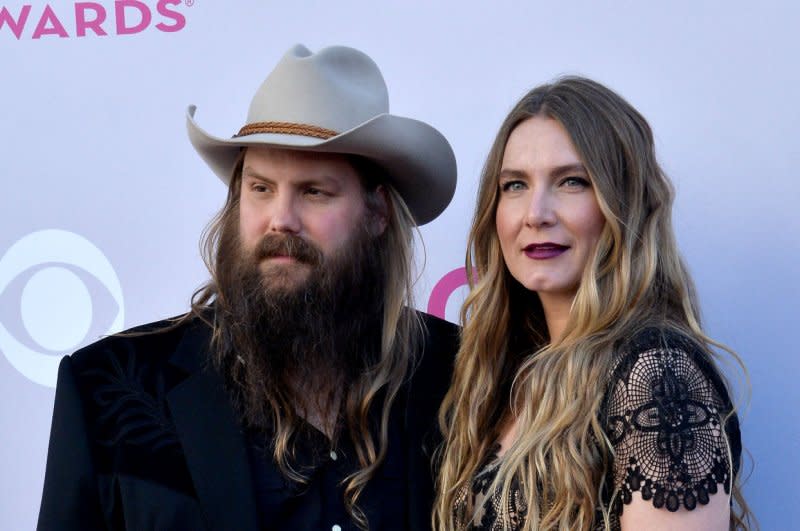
[235,122,338,140]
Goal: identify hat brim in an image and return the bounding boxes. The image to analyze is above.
[187,106,456,226]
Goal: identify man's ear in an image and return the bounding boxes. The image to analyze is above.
[369,185,390,236]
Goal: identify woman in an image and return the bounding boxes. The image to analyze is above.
[434,77,751,530]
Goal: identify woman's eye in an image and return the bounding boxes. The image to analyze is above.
[501,181,526,192]
[561,177,590,188]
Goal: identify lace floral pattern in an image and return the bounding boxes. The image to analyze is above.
[606,333,737,515]
[451,329,739,530]
[453,445,528,530]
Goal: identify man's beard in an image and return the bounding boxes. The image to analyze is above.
[213,223,385,436]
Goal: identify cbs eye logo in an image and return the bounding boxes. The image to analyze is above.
[0,229,124,388]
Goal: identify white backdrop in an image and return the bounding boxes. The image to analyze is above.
[2,1,797,529]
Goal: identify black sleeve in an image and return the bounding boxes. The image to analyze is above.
[603,332,740,514]
[38,356,105,530]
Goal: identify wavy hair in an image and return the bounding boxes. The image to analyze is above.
[434,76,752,530]
[187,150,422,529]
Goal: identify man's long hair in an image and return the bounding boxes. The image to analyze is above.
[189,152,422,529]
[434,77,753,530]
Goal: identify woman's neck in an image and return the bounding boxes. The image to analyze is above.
[538,292,574,342]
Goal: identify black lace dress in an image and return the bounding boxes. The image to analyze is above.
[452,328,741,530]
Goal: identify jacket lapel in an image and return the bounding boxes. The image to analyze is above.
[166,320,259,531]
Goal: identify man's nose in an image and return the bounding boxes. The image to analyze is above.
[267,194,302,234]
[524,189,557,228]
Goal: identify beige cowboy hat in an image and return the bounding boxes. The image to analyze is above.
[186,44,457,225]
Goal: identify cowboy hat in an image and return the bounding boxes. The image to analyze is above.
[186,44,457,225]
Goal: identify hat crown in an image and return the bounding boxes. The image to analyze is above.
[186,44,457,225]
[246,44,390,133]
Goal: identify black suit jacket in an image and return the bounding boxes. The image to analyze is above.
[37,312,458,530]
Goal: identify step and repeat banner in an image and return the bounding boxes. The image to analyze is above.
[2,1,797,528]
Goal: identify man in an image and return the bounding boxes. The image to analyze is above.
[38,44,458,530]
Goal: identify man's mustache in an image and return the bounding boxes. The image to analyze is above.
[254,234,323,265]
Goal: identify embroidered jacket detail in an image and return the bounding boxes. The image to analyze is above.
[85,344,180,452]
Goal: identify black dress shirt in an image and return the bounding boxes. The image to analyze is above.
[246,404,408,531]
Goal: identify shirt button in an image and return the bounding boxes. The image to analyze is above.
[332,525,342,531]
[330,450,338,461]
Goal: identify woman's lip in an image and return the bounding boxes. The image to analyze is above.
[523,243,569,259]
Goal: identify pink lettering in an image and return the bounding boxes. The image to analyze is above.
[2,1,187,40]
[155,0,184,32]
[427,267,470,321]
[115,0,151,35]
[32,5,69,39]
[75,2,107,37]
[0,5,32,39]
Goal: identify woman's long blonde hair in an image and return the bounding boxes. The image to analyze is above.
[434,76,751,530]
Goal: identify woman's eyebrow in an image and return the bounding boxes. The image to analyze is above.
[498,168,526,180]
[550,163,587,178]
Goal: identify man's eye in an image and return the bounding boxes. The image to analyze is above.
[305,187,329,197]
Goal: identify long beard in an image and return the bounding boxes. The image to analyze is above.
[213,224,385,436]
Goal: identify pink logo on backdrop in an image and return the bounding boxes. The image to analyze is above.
[0,0,190,39]
[427,267,472,321]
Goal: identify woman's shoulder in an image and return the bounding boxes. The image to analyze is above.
[603,324,738,441]
[601,324,741,513]
[607,326,730,400]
